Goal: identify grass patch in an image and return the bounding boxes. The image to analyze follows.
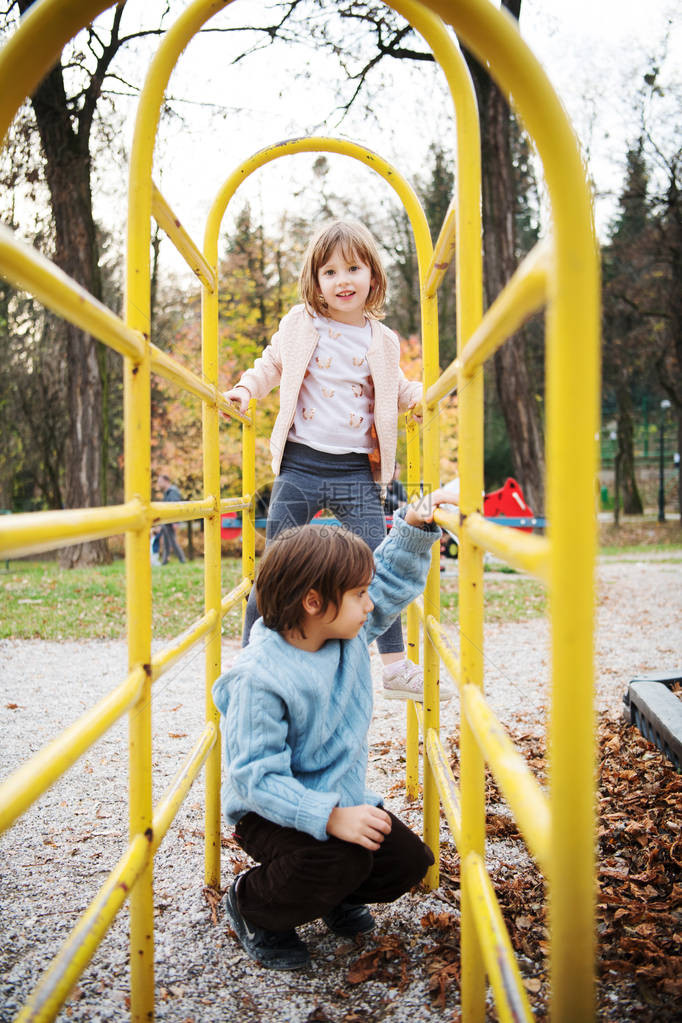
[7,513,680,641]
[439,573,547,624]
[1,558,244,641]
[3,552,549,641]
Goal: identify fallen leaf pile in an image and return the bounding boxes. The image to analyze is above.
[436,714,682,1020]
[200,715,679,1020]
[596,718,682,1011]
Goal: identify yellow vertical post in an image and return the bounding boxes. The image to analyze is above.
[421,289,441,889]
[546,189,600,1023]
[451,40,486,1023]
[405,415,421,799]
[125,129,154,1023]
[457,361,485,1023]
[242,400,256,624]
[202,273,222,888]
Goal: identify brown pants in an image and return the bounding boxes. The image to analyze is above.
[233,809,434,931]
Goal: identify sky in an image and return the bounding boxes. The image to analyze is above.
[68,0,681,274]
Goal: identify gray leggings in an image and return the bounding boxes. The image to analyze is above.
[242,442,404,654]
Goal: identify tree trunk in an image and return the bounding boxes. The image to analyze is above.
[28,56,110,566]
[463,0,546,515]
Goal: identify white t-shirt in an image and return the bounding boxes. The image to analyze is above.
[288,315,375,454]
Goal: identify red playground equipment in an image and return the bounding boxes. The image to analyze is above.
[441,477,543,559]
[483,477,535,532]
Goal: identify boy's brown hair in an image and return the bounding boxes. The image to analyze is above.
[256,523,375,637]
[299,219,387,320]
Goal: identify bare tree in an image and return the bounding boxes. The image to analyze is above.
[7,0,168,562]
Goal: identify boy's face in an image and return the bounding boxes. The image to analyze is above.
[316,245,374,326]
[316,582,374,641]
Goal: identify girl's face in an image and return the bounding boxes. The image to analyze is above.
[316,245,374,326]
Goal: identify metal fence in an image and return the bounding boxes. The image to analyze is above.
[0,1,600,1020]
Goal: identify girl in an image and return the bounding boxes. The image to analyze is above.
[225,219,435,702]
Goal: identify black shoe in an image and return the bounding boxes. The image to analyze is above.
[223,881,310,971]
[323,901,375,937]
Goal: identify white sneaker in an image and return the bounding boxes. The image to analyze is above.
[382,660,452,703]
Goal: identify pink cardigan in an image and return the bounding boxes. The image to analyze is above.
[237,305,422,487]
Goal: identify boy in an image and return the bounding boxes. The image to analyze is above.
[212,491,449,970]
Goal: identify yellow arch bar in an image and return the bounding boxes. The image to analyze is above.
[204,137,430,268]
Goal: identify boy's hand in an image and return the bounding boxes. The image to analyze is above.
[221,385,251,418]
[405,487,456,528]
[326,805,392,850]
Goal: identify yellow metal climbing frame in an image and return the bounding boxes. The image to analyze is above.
[0,1,599,1021]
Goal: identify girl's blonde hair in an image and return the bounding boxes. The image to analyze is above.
[299,219,387,320]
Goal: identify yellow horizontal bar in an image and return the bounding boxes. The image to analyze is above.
[149,497,215,526]
[17,721,218,1021]
[149,344,252,424]
[458,237,550,379]
[150,343,218,405]
[424,237,551,407]
[464,851,535,1023]
[150,610,218,682]
[455,512,551,584]
[425,613,462,690]
[151,722,217,853]
[221,577,252,617]
[220,496,252,514]
[424,357,460,410]
[0,666,147,836]
[461,685,551,874]
[434,507,460,536]
[425,728,463,849]
[16,831,152,1023]
[151,182,217,293]
[424,197,457,299]
[0,223,146,361]
[0,500,146,560]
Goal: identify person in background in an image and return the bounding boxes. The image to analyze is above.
[223,218,443,703]
[157,472,186,565]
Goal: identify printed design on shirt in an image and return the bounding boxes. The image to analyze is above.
[328,327,341,340]
[322,386,335,398]
[352,355,365,366]
[315,355,332,369]
[351,383,364,398]
[349,412,364,428]
[302,408,316,420]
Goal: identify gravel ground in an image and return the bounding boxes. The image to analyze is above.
[1,553,680,1022]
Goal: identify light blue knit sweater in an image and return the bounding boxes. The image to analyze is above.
[212,508,440,842]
